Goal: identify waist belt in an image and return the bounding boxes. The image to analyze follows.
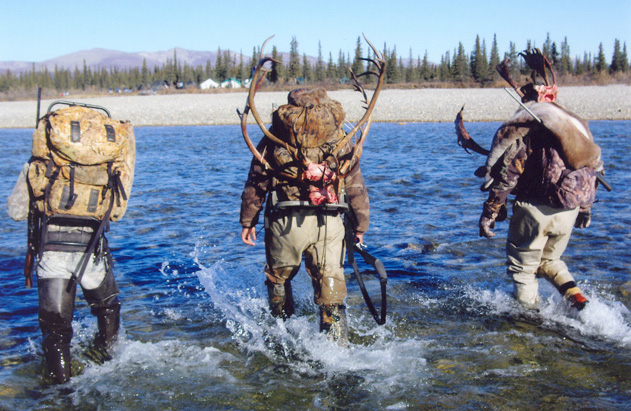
[269,190,349,213]
[265,191,349,229]
[41,215,102,253]
[43,229,93,252]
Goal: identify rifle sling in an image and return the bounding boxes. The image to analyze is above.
[344,208,387,325]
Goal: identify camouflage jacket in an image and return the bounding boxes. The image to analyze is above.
[239,136,370,234]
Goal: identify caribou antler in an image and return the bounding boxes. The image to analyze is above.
[334,34,386,175]
[496,58,524,98]
[237,36,299,170]
[519,48,556,87]
[455,105,490,156]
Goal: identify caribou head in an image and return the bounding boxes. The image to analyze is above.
[496,48,558,103]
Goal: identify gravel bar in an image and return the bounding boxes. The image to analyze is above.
[1,85,629,129]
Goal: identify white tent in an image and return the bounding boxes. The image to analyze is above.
[220,78,242,89]
[200,78,219,89]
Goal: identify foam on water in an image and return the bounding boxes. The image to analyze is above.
[465,283,631,347]
[194,257,430,392]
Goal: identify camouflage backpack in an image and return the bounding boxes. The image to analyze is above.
[27,102,135,222]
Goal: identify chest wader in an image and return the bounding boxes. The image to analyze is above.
[264,190,350,344]
[37,215,120,383]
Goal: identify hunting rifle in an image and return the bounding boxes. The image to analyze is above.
[23,87,43,288]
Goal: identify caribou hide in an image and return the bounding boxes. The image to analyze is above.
[484,102,601,185]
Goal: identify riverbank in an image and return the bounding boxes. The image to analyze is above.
[1,85,629,128]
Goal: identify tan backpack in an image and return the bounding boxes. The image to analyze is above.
[27,102,135,222]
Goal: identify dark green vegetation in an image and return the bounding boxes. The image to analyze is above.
[1,34,629,100]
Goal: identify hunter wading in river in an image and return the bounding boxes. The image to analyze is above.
[456,49,606,311]
[238,36,385,344]
[7,99,135,384]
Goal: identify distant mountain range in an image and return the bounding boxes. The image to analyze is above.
[0,47,257,74]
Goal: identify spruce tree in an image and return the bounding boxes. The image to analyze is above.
[270,46,282,83]
[595,43,607,72]
[560,37,572,75]
[421,50,431,81]
[315,41,326,82]
[453,42,469,81]
[611,39,624,73]
[326,52,336,81]
[302,54,312,83]
[288,36,301,80]
[489,34,500,81]
[351,36,364,76]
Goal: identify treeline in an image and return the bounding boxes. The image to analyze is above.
[0,34,629,95]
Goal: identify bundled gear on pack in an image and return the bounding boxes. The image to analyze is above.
[8,98,135,384]
[454,48,606,311]
[272,87,347,205]
[239,36,386,344]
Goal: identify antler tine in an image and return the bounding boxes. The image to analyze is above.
[238,105,272,169]
[260,35,274,55]
[239,50,299,169]
[519,48,556,87]
[539,49,556,86]
[349,68,369,104]
[496,57,524,98]
[333,34,386,168]
[531,48,550,86]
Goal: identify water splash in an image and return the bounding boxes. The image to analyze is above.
[465,284,631,347]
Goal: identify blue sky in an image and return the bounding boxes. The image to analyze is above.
[1,0,629,64]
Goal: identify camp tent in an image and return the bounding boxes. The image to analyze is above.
[220,78,242,88]
[200,78,219,89]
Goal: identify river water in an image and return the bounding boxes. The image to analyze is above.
[1,120,630,410]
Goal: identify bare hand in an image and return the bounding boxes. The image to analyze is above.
[241,227,257,246]
[355,232,365,245]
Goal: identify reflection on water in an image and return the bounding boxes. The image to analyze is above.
[1,121,630,410]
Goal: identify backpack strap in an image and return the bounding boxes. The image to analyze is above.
[64,162,78,210]
[66,190,115,292]
[103,162,127,208]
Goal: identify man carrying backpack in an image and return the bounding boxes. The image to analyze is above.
[7,102,135,384]
[478,50,603,311]
[239,87,372,344]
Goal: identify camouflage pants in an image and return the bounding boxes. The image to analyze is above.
[506,200,580,306]
[265,209,346,306]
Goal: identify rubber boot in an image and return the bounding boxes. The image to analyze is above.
[84,271,120,363]
[559,281,589,311]
[92,298,121,349]
[319,304,348,345]
[38,278,76,384]
[266,280,295,320]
